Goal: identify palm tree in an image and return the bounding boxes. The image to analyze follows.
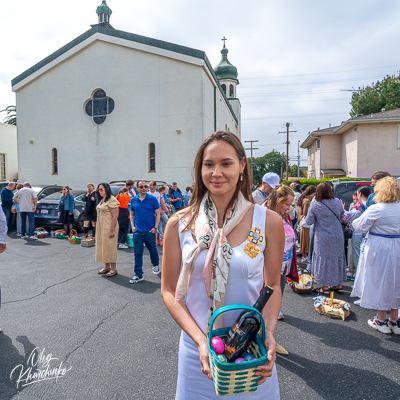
[0,105,16,125]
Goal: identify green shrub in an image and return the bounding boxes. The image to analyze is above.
[281,177,369,186]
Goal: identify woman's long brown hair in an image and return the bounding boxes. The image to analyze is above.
[182,131,253,231]
[297,185,316,208]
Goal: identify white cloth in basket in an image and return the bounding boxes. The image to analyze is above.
[175,205,280,399]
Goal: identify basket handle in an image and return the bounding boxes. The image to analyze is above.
[207,304,266,349]
[69,229,77,237]
[36,227,45,232]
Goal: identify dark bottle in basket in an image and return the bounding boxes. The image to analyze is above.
[222,286,274,362]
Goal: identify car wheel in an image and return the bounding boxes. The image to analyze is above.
[76,213,85,233]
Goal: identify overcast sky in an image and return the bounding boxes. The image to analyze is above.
[2,0,400,165]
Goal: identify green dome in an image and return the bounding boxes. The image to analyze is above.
[214,46,238,81]
[96,1,112,15]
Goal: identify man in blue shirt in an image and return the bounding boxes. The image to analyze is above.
[366,171,391,208]
[0,182,16,232]
[129,181,161,283]
[168,182,183,211]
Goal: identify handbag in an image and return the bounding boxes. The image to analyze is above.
[301,216,311,229]
[320,201,352,239]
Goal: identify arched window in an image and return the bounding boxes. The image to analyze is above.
[52,148,58,175]
[149,143,155,172]
[229,84,234,97]
[221,84,226,95]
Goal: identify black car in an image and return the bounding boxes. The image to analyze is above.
[331,180,372,210]
[35,190,86,232]
[35,186,126,232]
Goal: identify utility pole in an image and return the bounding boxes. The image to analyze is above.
[244,140,259,184]
[297,140,300,179]
[279,123,296,180]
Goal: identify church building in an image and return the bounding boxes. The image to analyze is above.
[12,1,241,189]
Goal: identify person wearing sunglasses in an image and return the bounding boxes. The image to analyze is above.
[129,181,161,283]
[57,186,75,236]
[96,183,120,277]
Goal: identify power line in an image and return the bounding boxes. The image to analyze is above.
[240,74,386,89]
[243,111,349,120]
[241,97,349,105]
[239,64,400,80]
[239,89,343,97]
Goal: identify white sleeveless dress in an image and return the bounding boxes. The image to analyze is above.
[175,204,280,400]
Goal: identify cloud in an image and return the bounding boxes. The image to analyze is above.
[2,0,400,159]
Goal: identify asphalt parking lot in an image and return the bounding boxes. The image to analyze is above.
[0,234,399,400]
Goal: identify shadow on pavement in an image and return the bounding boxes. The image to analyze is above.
[100,274,161,294]
[285,315,400,362]
[23,241,51,246]
[277,352,400,400]
[0,334,37,399]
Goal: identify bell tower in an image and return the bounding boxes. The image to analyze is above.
[94,1,113,29]
[214,37,239,98]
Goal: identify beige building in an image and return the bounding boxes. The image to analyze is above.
[301,109,400,179]
[0,122,18,181]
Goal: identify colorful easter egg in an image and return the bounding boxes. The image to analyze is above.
[243,352,255,361]
[234,358,246,363]
[211,337,225,354]
[217,354,228,363]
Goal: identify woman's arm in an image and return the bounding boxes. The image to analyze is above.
[304,201,316,225]
[352,206,378,233]
[256,210,284,385]
[69,195,74,214]
[109,207,119,238]
[161,216,213,380]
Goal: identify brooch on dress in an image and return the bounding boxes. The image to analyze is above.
[244,227,264,259]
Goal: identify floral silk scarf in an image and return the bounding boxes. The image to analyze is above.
[175,192,252,329]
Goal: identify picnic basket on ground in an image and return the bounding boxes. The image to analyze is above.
[34,227,49,238]
[287,273,314,294]
[54,229,66,239]
[81,236,95,247]
[314,296,350,320]
[68,229,80,244]
[208,305,268,397]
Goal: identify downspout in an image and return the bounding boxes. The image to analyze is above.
[214,87,217,131]
[319,139,322,179]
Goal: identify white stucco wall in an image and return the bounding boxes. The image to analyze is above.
[14,37,240,189]
[321,135,341,169]
[355,122,400,177]
[341,128,358,177]
[307,140,320,178]
[0,123,18,181]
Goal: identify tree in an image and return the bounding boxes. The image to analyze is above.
[350,74,400,118]
[252,150,287,184]
[288,164,306,178]
[0,105,16,125]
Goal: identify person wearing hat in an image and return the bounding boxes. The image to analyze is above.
[252,172,281,205]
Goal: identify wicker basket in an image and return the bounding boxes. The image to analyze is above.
[81,236,95,247]
[34,227,49,238]
[208,305,269,397]
[315,299,351,320]
[68,229,81,244]
[287,273,314,294]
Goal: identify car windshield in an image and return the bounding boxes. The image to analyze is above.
[31,186,45,195]
[41,192,63,200]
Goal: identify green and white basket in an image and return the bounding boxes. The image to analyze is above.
[208,304,269,397]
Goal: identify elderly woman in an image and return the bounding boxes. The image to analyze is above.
[305,182,347,295]
[83,183,97,237]
[351,177,400,335]
[57,186,75,236]
[96,183,120,277]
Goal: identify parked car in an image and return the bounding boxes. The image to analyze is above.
[109,180,169,189]
[35,190,86,232]
[35,186,125,232]
[331,180,372,210]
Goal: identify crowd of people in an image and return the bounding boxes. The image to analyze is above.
[1,130,399,399]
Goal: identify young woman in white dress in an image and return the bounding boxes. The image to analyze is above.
[351,177,400,335]
[161,131,285,399]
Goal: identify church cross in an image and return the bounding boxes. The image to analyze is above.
[222,36,227,47]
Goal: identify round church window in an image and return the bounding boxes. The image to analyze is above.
[85,89,115,125]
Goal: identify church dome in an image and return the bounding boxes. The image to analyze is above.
[214,45,238,81]
[96,1,112,16]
